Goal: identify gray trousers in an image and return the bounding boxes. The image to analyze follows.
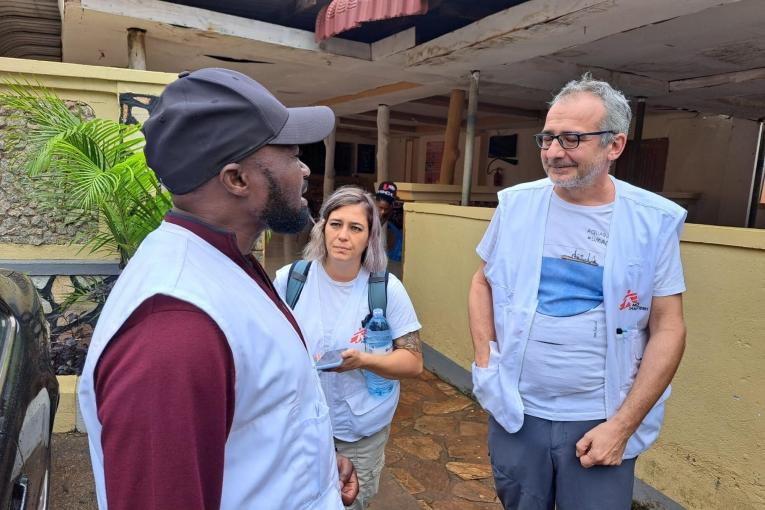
[488,415,636,510]
[334,425,391,510]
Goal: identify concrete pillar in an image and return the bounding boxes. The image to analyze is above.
[377,104,390,184]
[461,71,480,206]
[127,28,147,70]
[323,127,336,201]
[439,89,465,185]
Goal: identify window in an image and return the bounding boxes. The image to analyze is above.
[335,142,353,176]
[299,141,325,175]
[357,144,376,174]
[425,141,444,184]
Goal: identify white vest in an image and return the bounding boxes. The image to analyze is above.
[472,177,686,458]
[285,265,399,442]
[78,222,342,510]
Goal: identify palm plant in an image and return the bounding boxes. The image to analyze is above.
[0,81,172,267]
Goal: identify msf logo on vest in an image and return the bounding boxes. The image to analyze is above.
[619,289,648,311]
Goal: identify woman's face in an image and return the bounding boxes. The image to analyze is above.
[324,204,370,266]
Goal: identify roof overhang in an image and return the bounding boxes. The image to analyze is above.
[60,0,765,121]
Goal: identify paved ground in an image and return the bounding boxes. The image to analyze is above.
[51,433,97,510]
[379,371,503,510]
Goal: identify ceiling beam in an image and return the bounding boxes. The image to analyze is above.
[491,57,668,98]
[669,67,765,92]
[358,110,447,126]
[403,0,742,75]
[71,0,372,60]
[312,81,422,107]
[411,96,541,119]
[335,127,378,139]
[337,117,417,133]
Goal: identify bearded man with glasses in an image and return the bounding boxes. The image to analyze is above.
[468,73,687,509]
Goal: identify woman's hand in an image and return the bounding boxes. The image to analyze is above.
[333,348,369,372]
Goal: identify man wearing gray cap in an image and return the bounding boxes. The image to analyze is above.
[78,68,358,510]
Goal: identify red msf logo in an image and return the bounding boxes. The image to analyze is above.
[350,327,366,344]
[619,289,639,311]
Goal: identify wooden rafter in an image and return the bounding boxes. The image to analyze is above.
[412,96,541,119]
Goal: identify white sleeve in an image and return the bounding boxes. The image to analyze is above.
[652,230,686,297]
[476,203,502,263]
[385,274,421,340]
[273,264,291,301]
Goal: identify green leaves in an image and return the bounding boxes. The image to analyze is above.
[0,80,171,266]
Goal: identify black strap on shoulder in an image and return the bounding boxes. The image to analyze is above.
[285,260,312,309]
[363,270,389,327]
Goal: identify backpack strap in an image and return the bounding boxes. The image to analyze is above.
[285,260,312,309]
[367,270,389,317]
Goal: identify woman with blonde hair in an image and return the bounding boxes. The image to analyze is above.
[274,185,423,510]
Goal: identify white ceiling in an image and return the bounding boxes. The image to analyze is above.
[60,0,765,125]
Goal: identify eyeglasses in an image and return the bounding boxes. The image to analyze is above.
[534,131,615,150]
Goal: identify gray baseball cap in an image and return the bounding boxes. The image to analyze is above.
[143,68,335,194]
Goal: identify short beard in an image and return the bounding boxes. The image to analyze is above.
[261,169,310,234]
[545,157,609,190]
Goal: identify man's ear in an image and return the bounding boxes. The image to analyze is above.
[607,132,628,161]
[219,162,249,197]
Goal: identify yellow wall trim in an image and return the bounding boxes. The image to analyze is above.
[404,202,494,221]
[0,244,118,262]
[0,57,176,85]
[682,223,765,250]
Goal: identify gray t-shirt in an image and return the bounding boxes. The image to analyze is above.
[519,192,613,421]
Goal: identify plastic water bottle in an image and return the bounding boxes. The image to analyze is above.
[364,308,394,398]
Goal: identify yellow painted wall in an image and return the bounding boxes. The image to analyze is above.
[403,203,765,509]
[402,203,492,368]
[0,57,175,262]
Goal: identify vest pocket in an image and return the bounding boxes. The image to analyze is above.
[345,379,396,415]
[618,329,648,397]
[287,397,335,504]
[472,342,519,433]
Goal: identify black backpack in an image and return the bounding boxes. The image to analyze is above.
[284,260,388,326]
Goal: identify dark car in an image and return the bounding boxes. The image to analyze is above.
[0,270,59,510]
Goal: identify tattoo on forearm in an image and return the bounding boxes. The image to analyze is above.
[394,330,422,353]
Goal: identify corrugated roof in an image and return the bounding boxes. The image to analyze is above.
[0,0,61,61]
[315,0,428,42]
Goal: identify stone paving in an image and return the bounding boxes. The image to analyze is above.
[374,369,503,510]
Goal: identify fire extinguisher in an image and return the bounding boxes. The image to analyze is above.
[493,167,503,187]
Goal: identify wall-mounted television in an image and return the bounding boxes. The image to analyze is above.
[488,134,518,165]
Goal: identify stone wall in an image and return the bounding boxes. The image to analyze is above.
[0,102,97,245]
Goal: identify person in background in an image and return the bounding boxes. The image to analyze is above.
[374,181,404,261]
[78,68,358,510]
[468,73,687,509]
[275,186,423,510]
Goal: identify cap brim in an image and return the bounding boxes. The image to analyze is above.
[270,106,336,145]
